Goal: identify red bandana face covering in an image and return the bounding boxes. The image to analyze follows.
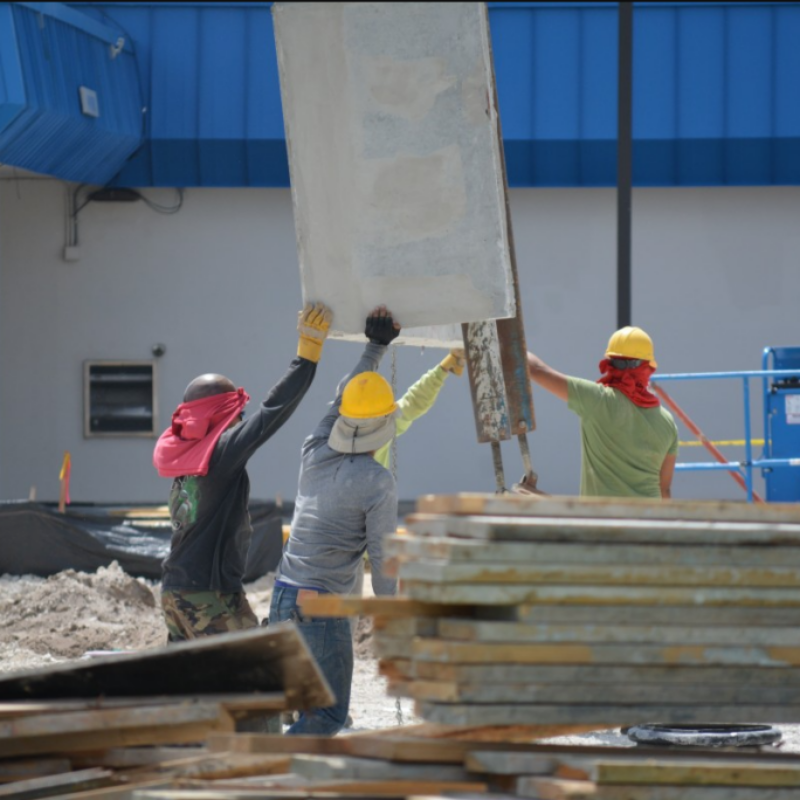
[152,388,250,478]
[597,359,660,408]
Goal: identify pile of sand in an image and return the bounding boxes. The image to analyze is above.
[0,563,416,730]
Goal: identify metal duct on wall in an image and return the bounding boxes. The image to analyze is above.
[0,2,144,185]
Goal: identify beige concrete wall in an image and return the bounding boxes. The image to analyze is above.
[1,179,798,504]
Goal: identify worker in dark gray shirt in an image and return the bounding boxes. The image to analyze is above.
[270,305,401,736]
[154,302,333,642]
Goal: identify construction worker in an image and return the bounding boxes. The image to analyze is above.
[270,306,464,736]
[152,302,333,642]
[526,326,678,498]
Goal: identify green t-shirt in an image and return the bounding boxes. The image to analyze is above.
[567,376,679,499]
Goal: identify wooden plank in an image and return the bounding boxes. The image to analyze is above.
[37,779,169,800]
[0,767,113,800]
[413,493,800,524]
[513,604,800,627]
[398,562,800,588]
[407,661,800,686]
[72,748,206,769]
[392,679,800,705]
[555,785,800,800]
[374,617,438,637]
[592,758,800,787]
[411,638,800,666]
[0,703,234,758]
[0,694,287,720]
[0,627,332,711]
[119,752,293,782]
[407,514,800,545]
[417,701,800,726]
[208,731,563,763]
[434,619,800,646]
[0,759,72,783]
[135,780,489,799]
[299,595,464,619]
[288,754,471,782]
[513,777,596,800]
[387,535,800,568]
[402,582,800,606]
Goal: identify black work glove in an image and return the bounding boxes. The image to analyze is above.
[365,314,400,346]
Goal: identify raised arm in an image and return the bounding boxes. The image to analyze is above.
[527,351,570,402]
[217,302,333,469]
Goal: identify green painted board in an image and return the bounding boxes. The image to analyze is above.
[414,493,800,524]
[408,661,800,686]
[434,619,800,646]
[417,701,800,726]
[512,605,800,627]
[411,638,800,667]
[407,514,800,545]
[402,581,800,607]
[387,536,800,568]
[398,561,800,588]
[398,679,800,705]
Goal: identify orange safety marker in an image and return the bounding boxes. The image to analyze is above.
[58,451,71,513]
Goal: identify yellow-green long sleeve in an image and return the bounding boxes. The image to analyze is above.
[374,365,448,468]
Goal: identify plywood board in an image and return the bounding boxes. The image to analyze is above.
[394,679,800,705]
[273,2,515,343]
[401,581,800,606]
[410,638,800,667]
[0,767,114,799]
[406,514,800,545]
[414,493,800,523]
[408,661,800,686]
[397,562,800,588]
[386,536,800,568]
[417,701,800,726]
[0,627,333,711]
[432,619,800,646]
[0,703,234,758]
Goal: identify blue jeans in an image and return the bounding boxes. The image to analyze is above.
[269,584,353,736]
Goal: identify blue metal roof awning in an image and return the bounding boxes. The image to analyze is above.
[66,1,800,189]
[0,2,144,185]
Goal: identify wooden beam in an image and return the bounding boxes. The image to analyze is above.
[402,582,800,607]
[397,561,800,588]
[408,661,800,686]
[413,493,800,524]
[387,536,800,568]
[0,627,332,711]
[417,701,800,726]
[0,703,235,758]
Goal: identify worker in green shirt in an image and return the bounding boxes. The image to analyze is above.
[526,326,678,499]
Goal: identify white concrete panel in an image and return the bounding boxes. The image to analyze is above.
[273,2,515,341]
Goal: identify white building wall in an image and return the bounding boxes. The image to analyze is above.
[1,179,798,504]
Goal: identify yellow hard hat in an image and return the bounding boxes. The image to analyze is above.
[605,326,657,368]
[340,371,397,419]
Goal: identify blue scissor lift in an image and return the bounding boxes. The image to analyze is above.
[762,347,800,502]
[651,349,800,503]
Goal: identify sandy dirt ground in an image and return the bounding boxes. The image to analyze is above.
[0,562,797,752]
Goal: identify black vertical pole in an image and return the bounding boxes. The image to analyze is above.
[617,1,633,329]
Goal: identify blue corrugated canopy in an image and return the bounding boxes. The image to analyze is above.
[0,2,144,185]
[68,2,800,188]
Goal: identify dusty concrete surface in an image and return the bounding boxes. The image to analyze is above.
[0,562,797,753]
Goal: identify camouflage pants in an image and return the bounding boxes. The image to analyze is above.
[161,589,259,643]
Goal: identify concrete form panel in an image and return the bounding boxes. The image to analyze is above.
[273,2,515,346]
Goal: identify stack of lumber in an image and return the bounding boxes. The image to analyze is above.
[7,725,796,800]
[0,626,333,799]
[304,492,800,729]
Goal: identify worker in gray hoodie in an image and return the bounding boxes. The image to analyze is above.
[269,305,403,735]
